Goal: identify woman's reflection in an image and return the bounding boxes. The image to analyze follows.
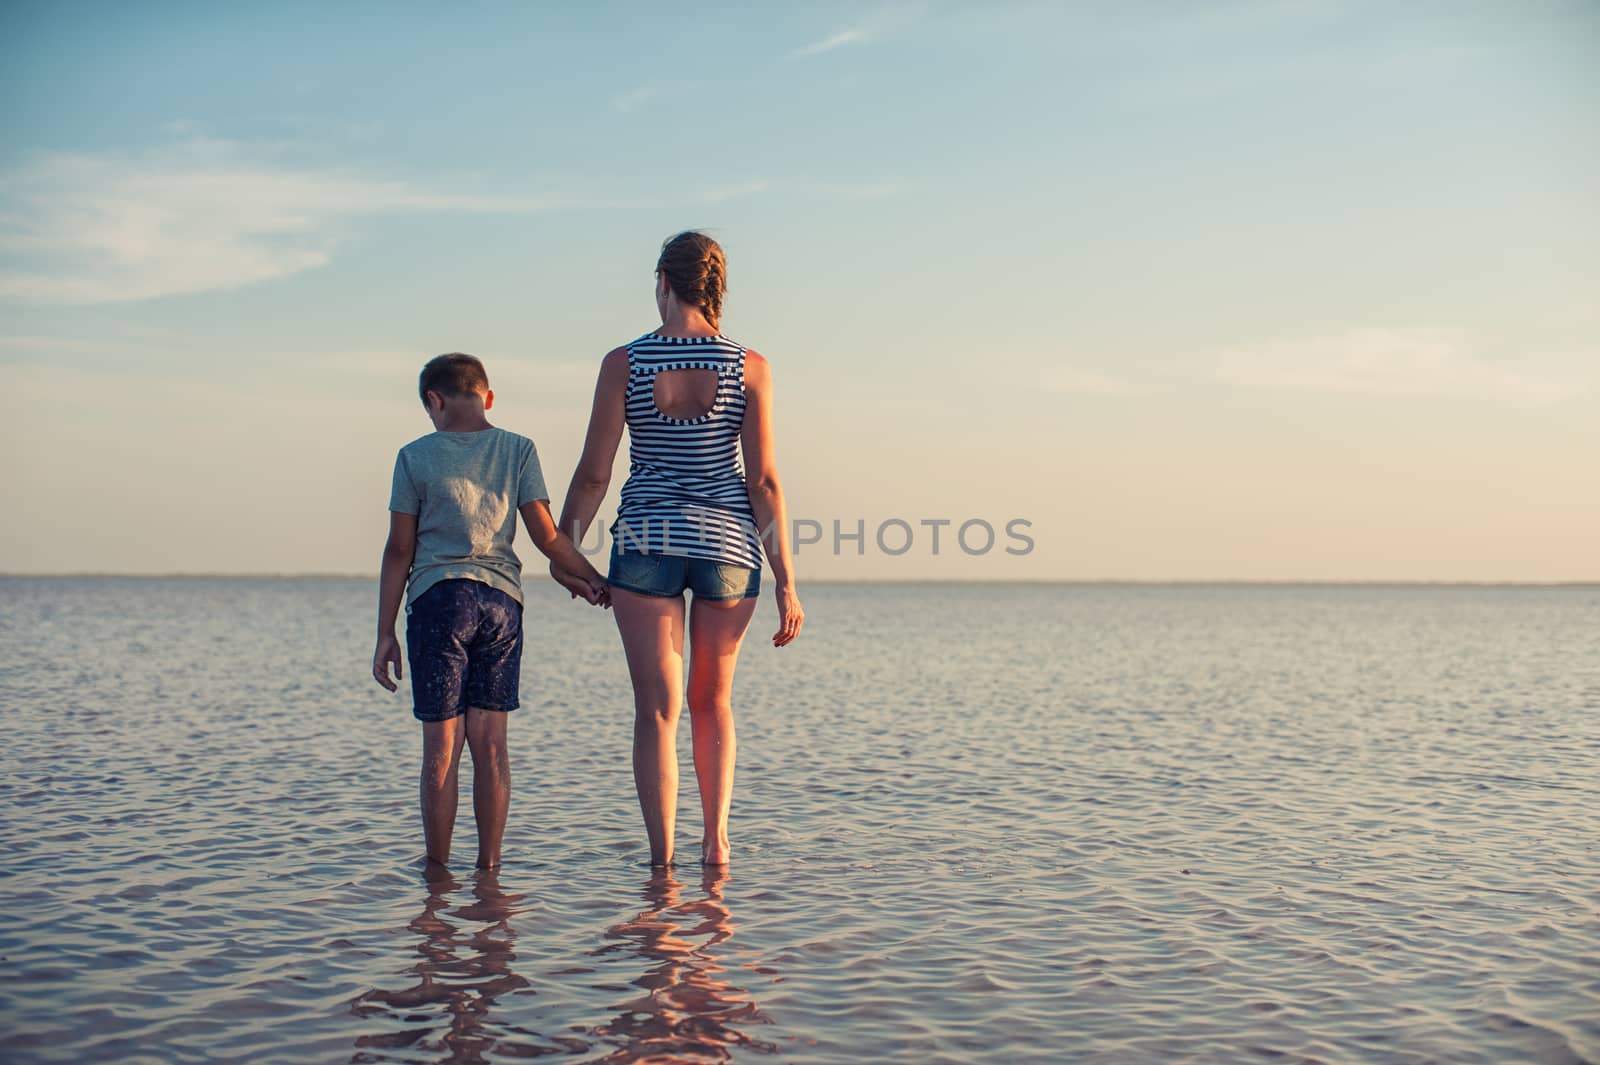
[587,868,779,1062]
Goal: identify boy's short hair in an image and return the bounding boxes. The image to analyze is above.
[419,353,490,407]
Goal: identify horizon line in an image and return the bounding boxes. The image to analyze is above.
[1,572,1596,589]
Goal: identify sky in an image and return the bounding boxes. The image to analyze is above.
[1,1,1596,581]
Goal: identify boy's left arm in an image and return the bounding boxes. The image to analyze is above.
[373,512,418,691]
[519,500,609,607]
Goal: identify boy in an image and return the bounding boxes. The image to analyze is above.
[372,352,608,870]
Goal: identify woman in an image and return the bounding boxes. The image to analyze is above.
[552,231,804,867]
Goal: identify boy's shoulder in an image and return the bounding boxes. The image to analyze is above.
[398,426,535,451]
[495,427,536,449]
[396,428,538,468]
[397,430,439,458]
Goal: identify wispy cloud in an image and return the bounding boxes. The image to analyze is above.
[1215,328,1579,403]
[611,84,662,113]
[794,27,873,58]
[0,141,548,305]
[0,139,767,305]
[792,5,925,58]
[811,179,911,201]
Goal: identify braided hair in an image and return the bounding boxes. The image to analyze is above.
[656,231,726,329]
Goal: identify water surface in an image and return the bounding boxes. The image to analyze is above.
[1,578,1596,1063]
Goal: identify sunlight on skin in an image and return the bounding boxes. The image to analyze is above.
[551,257,804,870]
[418,710,511,870]
[613,587,758,867]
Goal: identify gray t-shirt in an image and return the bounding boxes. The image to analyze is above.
[388,427,549,608]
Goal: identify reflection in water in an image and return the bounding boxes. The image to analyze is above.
[350,866,777,1064]
[587,869,779,1063]
[351,865,562,1064]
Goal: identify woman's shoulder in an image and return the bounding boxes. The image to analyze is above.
[606,330,659,362]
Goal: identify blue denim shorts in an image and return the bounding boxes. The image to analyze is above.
[405,578,523,723]
[607,548,760,601]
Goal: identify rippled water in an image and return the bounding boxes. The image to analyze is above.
[1,577,1597,1064]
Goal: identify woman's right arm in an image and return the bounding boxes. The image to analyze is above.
[741,350,804,647]
[554,347,628,566]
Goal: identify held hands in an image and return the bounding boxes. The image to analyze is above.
[550,561,612,609]
[372,632,403,691]
[773,582,804,647]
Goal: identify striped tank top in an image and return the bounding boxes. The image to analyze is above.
[610,332,764,569]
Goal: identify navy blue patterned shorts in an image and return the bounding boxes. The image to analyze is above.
[405,579,523,723]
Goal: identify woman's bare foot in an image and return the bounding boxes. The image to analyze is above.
[701,837,730,866]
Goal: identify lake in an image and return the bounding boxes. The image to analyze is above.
[1,578,1596,1063]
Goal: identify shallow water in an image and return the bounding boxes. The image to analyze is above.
[1,577,1597,1064]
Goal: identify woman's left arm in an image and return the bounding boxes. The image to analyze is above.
[741,351,804,647]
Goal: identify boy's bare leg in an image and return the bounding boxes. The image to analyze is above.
[612,588,687,866]
[686,595,758,866]
[464,708,511,869]
[421,716,469,865]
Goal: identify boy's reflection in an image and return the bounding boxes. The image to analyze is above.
[587,868,779,1062]
[352,864,553,1063]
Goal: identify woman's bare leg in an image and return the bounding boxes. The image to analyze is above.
[612,587,687,865]
[464,708,510,869]
[420,715,469,865]
[685,594,758,865]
